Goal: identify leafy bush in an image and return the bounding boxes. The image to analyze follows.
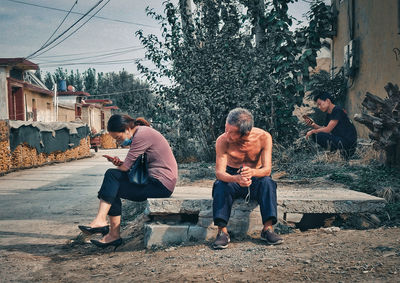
[136,0,333,161]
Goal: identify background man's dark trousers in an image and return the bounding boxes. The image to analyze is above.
[311,132,356,158]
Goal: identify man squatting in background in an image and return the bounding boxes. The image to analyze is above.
[304,90,357,159]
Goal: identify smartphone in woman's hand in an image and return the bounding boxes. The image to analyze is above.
[102,155,114,162]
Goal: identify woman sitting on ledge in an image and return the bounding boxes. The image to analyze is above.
[79,114,177,250]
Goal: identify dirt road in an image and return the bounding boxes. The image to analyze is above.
[1,227,399,282]
[0,149,399,282]
[0,149,128,248]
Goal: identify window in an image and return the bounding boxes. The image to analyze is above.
[47,102,51,110]
[32,99,37,121]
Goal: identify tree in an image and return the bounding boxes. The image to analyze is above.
[136,0,333,160]
[308,69,347,106]
[67,70,76,89]
[84,68,97,94]
[34,69,42,81]
[54,67,67,83]
[108,70,155,119]
[74,70,84,91]
[44,72,54,90]
[45,68,155,121]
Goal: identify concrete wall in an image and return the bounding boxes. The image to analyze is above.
[91,107,102,132]
[24,90,54,122]
[57,95,77,107]
[331,0,400,138]
[81,106,102,132]
[81,106,91,129]
[58,105,76,122]
[104,109,113,130]
[0,67,9,120]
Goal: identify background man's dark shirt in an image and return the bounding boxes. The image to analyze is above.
[325,106,357,146]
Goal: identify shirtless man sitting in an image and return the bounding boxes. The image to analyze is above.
[212,108,283,249]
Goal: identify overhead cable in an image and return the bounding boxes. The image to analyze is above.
[38,57,149,68]
[38,0,78,52]
[6,0,157,28]
[34,45,144,59]
[26,0,105,59]
[31,0,112,59]
[35,47,145,64]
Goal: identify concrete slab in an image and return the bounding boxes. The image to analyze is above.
[146,185,386,215]
[277,184,386,213]
[143,185,386,247]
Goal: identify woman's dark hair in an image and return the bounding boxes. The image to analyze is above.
[107,114,150,132]
[312,90,333,102]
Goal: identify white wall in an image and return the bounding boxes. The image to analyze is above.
[57,95,77,107]
[0,67,9,119]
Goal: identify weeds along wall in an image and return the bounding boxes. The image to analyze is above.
[0,120,91,174]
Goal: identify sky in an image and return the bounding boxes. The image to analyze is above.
[0,0,312,77]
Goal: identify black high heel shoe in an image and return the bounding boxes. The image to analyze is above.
[78,225,109,236]
[90,238,123,251]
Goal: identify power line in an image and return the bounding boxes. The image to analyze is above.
[26,0,105,59]
[34,45,144,59]
[38,58,149,68]
[39,0,78,51]
[35,47,145,64]
[86,87,153,97]
[6,0,157,28]
[30,0,112,59]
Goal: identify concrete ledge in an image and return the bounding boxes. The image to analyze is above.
[146,185,385,215]
[277,185,386,213]
[142,185,386,247]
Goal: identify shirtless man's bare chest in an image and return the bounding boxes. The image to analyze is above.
[226,128,265,168]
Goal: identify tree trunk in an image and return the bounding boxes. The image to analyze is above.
[255,0,266,48]
[354,82,400,166]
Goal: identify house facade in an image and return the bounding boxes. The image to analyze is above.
[57,90,90,122]
[0,58,54,122]
[57,93,117,132]
[83,99,115,132]
[331,0,400,138]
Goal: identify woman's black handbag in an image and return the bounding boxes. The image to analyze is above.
[128,153,148,185]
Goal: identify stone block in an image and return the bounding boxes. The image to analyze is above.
[144,224,189,248]
[285,213,303,223]
[187,225,218,242]
[187,226,207,241]
[197,216,213,228]
[198,208,213,218]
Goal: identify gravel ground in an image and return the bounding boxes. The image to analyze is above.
[1,226,399,282]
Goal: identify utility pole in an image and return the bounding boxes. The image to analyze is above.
[51,75,58,122]
[179,0,194,39]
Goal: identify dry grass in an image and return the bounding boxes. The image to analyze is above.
[176,140,400,224]
[273,140,400,224]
